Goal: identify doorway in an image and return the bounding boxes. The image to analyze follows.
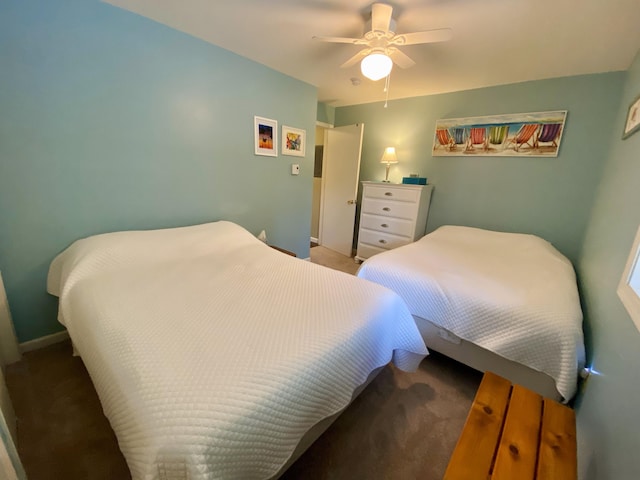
[311,123,364,258]
[310,123,329,247]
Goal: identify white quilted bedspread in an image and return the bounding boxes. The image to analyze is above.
[357,225,585,400]
[47,221,427,480]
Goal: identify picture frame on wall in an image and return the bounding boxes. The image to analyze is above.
[282,125,306,157]
[254,116,278,156]
[432,110,567,157]
[622,94,640,139]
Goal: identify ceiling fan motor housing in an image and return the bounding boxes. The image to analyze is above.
[364,18,397,37]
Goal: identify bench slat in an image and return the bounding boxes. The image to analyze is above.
[444,372,512,480]
[492,384,543,480]
[537,398,577,480]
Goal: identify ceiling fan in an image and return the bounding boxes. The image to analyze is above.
[313,3,452,81]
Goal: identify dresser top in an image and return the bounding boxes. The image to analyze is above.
[361,181,433,191]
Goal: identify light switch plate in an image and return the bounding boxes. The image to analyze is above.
[291,164,300,175]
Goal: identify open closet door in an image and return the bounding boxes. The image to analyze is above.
[319,123,364,256]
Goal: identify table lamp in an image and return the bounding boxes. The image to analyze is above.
[380,147,398,183]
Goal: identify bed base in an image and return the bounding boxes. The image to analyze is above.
[413,316,562,402]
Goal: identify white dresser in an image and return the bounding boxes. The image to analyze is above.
[355,182,434,262]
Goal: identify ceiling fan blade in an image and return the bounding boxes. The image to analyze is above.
[388,48,416,69]
[313,35,367,45]
[340,49,371,68]
[371,3,393,32]
[391,28,453,46]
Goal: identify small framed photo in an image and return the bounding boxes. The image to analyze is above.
[623,94,640,139]
[254,116,278,156]
[282,125,306,157]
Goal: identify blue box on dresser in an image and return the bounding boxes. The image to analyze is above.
[402,177,427,185]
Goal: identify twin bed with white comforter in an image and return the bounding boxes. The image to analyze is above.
[357,225,585,401]
[47,221,428,479]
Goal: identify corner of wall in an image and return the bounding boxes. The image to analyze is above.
[317,102,335,125]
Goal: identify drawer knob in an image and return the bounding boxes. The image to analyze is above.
[382,207,391,211]
[379,239,387,244]
[381,223,389,228]
[384,192,393,196]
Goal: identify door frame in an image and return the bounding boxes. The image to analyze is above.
[315,121,333,245]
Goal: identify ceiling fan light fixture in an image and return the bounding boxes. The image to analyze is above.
[360,53,392,81]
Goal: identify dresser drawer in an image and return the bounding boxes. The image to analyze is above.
[361,198,419,220]
[364,185,420,203]
[360,213,414,237]
[356,243,388,260]
[358,228,412,250]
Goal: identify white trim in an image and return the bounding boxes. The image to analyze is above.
[19,330,69,353]
[315,121,334,129]
[617,224,640,333]
[0,407,25,479]
[0,273,21,365]
[310,236,318,244]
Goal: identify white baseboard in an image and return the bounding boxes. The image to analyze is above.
[310,237,318,244]
[19,330,69,353]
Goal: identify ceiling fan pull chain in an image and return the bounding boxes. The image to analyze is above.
[384,72,391,108]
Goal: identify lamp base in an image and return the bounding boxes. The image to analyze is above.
[383,163,392,183]
[381,180,391,183]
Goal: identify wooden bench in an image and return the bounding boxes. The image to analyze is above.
[444,371,577,480]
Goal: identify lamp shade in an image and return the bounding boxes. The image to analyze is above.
[380,146,398,164]
[361,53,393,81]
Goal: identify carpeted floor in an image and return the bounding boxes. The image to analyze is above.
[6,341,130,480]
[309,245,361,275]
[281,354,481,480]
[5,246,482,480]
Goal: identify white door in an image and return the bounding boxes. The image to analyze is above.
[319,123,364,256]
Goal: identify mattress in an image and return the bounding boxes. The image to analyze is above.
[356,225,585,400]
[47,221,428,479]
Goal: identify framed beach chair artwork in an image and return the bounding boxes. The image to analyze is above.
[432,111,567,157]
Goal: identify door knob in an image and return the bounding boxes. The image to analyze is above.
[347,200,356,205]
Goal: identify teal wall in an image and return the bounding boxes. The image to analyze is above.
[0,0,317,342]
[335,73,624,263]
[317,101,335,125]
[574,50,640,479]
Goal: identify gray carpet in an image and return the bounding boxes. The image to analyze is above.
[309,246,361,275]
[6,341,130,480]
[281,353,481,480]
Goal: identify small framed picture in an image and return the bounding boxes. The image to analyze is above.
[623,94,640,139]
[254,116,278,156]
[282,125,306,157]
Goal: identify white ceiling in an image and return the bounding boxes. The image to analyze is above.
[104,0,640,107]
